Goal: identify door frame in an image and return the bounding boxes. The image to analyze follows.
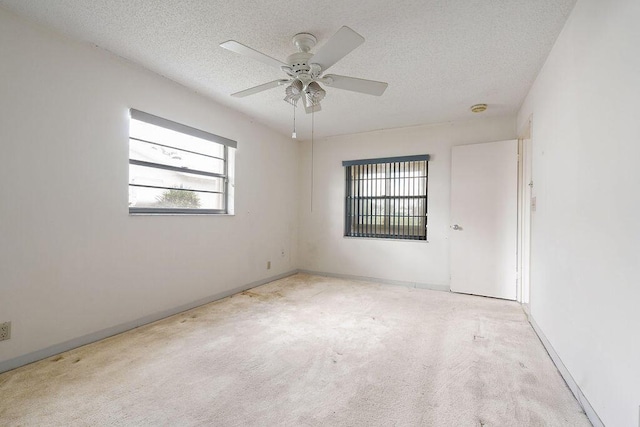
[516,116,533,310]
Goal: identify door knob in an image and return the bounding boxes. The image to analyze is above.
[451,224,461,230]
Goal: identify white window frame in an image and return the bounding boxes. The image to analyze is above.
[128,109,236,215]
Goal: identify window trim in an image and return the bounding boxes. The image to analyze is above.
[342,154,429,167]
[342,154,429,241]
[128,109,236,215]
[130,109,237,149]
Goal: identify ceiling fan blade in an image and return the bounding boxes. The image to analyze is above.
[231,80,289,98]
[220,40,287,69]
[322,74,388,96]
[309,26,364,72]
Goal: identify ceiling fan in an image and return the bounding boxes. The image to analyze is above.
[220,26,388,113]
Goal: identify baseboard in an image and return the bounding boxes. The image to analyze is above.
[0,270,298,374]
[298,269,450,293]
[528,315,604,427]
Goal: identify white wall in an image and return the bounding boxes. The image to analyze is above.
[298,117,515,288]
[517,0,640,425]
[6,3,637,423]
[0,9,298,365]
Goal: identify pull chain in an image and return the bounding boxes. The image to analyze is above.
[311,108,314,212]
[292,103,297,139]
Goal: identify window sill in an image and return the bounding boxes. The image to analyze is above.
[343,236,429,243]
[129,213,235,217]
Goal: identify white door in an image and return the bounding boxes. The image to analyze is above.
[450,140,518,300]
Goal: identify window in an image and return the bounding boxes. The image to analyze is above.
[343,155,429,240]
[128,109,236,214]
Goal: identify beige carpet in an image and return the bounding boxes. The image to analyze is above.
[0,274,589,426]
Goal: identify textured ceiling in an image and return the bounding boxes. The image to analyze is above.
[1,0,576,139]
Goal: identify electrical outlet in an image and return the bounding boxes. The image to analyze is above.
[267,261,271,270]
[0,322,11,341]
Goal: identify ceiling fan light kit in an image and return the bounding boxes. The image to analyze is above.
[220,26,388,114]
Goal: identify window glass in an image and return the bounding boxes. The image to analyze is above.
[128,110,235,214]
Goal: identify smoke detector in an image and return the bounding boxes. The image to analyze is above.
[470,104,488,113]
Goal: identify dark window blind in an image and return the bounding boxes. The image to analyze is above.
[343,155,429,240]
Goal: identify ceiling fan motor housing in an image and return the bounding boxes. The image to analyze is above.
[286,52,314,75]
